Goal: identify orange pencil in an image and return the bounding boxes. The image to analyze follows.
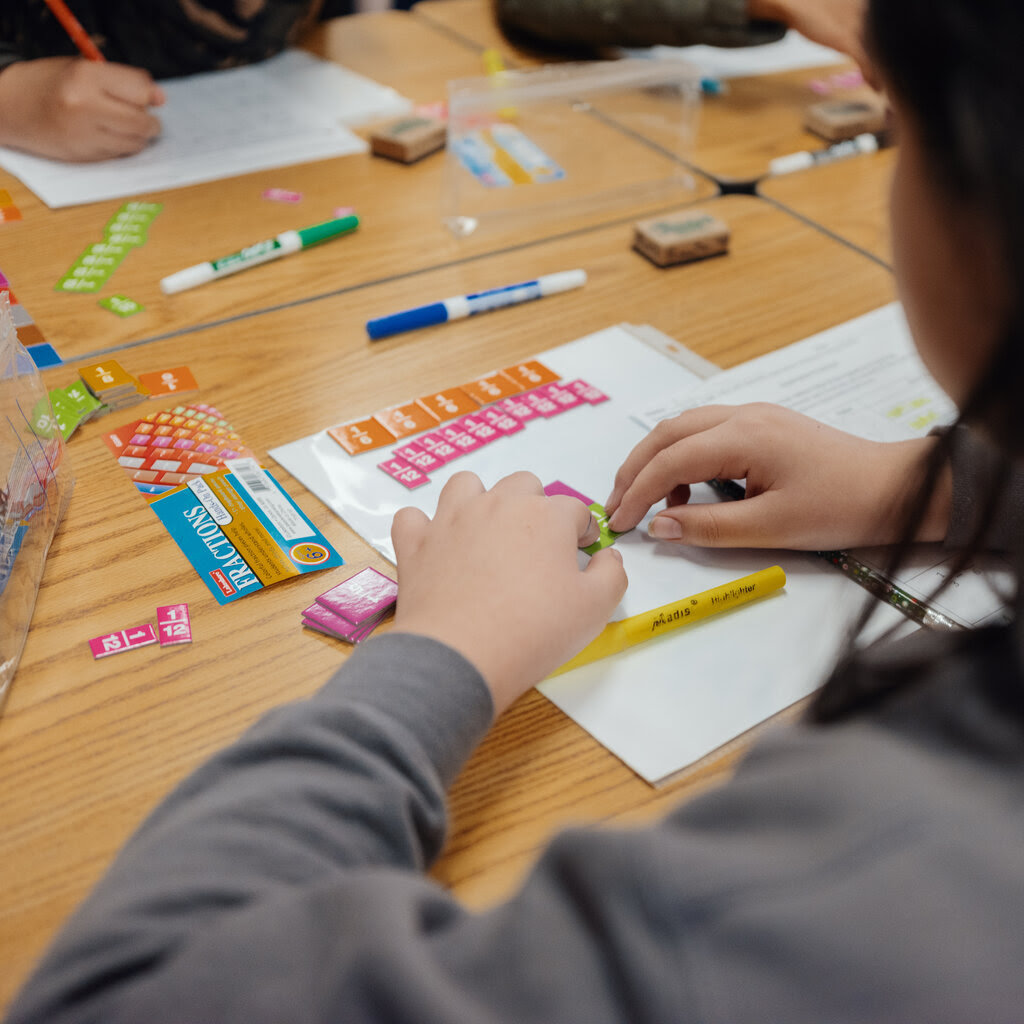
[42,0,105,62]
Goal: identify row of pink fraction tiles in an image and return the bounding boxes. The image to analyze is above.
[89,604,193,659]
[379,379,609,489]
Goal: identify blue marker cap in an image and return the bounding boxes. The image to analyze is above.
[366,301,449,340]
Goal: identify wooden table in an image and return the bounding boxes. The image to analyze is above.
[0,10,714,364]
[0,188,895,1009]
[759,145,895,265]
[412,0,881,185]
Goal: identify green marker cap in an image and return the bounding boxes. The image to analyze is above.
[298,214,360,248]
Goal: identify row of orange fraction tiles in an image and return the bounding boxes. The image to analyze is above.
[329,359,561,455]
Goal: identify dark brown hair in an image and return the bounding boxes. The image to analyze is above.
[808,0,1023,722]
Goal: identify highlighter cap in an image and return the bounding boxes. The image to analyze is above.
[298,214,360,248]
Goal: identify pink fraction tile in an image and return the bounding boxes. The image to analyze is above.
[378,457,430,490]
[544,481,595,505]
[88,623,158,659]
[157,604,193,646]
[456,414,500,444]
[499,396,538,422]
[520,389,561,418]
[263,187,303,203]
[419,432,461,463]
[480,406,524,435]
[538,382,584,411]
[439,425,483,454]
[316,567,399,626]
[565,379,610,405]
[393,442,444,473]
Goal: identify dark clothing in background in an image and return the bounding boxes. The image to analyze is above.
[0,0,354,78]
[495,0,786,53]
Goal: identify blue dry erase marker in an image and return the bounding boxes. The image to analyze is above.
[366,269,587,340]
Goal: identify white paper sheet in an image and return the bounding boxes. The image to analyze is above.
[0,50,411,208]
[623,30,845,79]
[634,303,1013,631]
[271,324,906,784]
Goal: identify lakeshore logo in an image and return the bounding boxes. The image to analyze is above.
[209,568,236,597]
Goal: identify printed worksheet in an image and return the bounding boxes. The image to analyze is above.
[624,30,845,79]
[0,50,411,208]
[634,302,1012,630]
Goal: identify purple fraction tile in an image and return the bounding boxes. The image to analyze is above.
[302,601,359,637]
[316,567,399,627]
[544,480,596,505]
[303,617,349,641]
[565,379,610,405]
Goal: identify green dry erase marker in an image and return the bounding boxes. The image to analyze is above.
[159,214,359,295]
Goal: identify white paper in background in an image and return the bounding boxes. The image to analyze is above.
[634,302,1013,631]
[622,30,845,79]
[271,324,907,784]
[0,50,411,208]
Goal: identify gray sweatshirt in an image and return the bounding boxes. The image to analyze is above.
[5,427,1024,1024]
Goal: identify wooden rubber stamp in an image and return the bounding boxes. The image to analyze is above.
[632,209,730,268]
[370,115,447,164]
[804,98,887,142]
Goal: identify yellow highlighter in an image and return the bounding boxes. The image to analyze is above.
[550,565,786,677]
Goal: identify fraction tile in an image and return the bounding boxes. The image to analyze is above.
[460,371,523,405]
[500,360,560,389]
[416,388,480,422]
[374,402,440,439]
[328,417,395,454]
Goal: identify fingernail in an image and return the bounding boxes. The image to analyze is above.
[607,509,624,532]
[648,516,682,540]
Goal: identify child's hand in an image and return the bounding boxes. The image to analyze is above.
[605,404,951,550]
[0,58,165,162]
[748,0,870,72]
[392,472,628,716]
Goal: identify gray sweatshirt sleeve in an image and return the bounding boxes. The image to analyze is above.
[946,423,1024,549]
[6,625,1024,1022]
[495,0,786,50]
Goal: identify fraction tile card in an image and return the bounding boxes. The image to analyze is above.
[152,458,343,604]
[157,603,193,646]
[316,567,398,625]
[137,367,200,398]
[89,623,158,659]
[102,400,256,499]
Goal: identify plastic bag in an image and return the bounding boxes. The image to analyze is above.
[0,290,74,707]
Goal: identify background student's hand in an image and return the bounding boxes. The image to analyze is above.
[392,471,628,716]
[605,404,951,551]
[0,57,165,162]
[748,0,871,74]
